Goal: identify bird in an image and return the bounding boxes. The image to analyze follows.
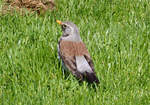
[56,20,99,84]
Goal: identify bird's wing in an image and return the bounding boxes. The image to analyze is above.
[58,40,83,79]
[59,40,94,71]
[59,40,99,83]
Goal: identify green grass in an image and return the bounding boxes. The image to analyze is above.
[0,0,150,105]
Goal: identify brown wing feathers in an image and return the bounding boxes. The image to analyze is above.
[59,40,89,57]
[59,40,99,83]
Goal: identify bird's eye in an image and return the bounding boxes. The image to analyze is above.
[62,24,67,29]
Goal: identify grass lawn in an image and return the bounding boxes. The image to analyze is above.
[0,0,150,105]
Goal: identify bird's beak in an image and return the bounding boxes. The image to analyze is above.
[56,20,62,25]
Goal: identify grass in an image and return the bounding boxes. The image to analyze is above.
[0,0,150,105]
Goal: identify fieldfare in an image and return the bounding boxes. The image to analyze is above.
[56,20,99,84]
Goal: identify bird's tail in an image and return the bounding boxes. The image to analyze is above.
[86,72,99,84]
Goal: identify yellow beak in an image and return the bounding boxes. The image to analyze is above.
[56,20,62,25]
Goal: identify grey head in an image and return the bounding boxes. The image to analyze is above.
[57,20,82,42]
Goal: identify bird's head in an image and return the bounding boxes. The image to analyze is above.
[56,20,81,42]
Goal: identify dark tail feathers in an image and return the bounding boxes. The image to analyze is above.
[86,72,99,84]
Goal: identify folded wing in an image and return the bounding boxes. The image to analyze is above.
[59,40,99,83]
